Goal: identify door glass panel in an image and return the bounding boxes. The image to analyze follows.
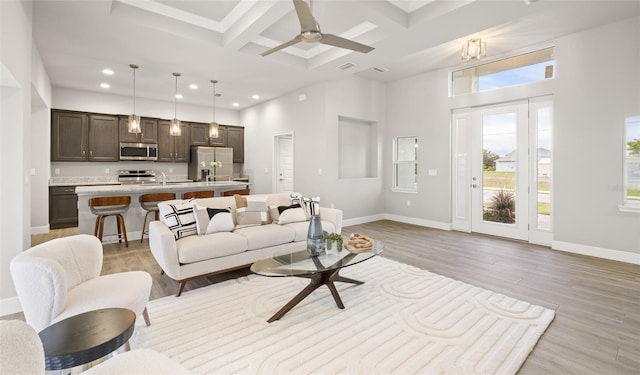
[536,106,552,230]
[482,113,517,224]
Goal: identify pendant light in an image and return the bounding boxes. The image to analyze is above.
[170,72,182,136]
[209,80,220,139]
[127,64,141,133]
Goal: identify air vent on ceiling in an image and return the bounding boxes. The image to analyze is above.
[372,66,389,73]
[336,62,356,70]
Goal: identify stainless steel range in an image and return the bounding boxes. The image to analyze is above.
[118,170,157,184]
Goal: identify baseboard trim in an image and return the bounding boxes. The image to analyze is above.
[0,296,22,317]
[384,214,452,231]
[31,225,49,235]
[342,214,385,228]
[552,240,640,265]
[342,214,452,232]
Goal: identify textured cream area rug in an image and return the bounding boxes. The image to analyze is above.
[131,256,554,374]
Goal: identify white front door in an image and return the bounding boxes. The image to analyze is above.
[471,101,529,240]
[453,98,553,243]
[274,133,294,193]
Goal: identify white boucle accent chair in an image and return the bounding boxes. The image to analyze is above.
[10,234,152,333]
[0,320,191,374]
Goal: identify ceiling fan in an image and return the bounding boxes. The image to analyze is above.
[261,0,375,57]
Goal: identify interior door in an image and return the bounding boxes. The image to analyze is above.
[275,133,294,192]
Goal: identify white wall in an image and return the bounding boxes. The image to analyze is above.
[0,0,34,313]
[384,16,640,260]
[31,45,53,234]
[385,70,452,226]
[552,16,640,257]
[240,76,386,220]
[53,87,240,125]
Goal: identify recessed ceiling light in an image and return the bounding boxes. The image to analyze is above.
[100,83,110,88]
[189,84,198,89]
[102,69,114,75]
[252,95,260,100]
[175,94,183,99]
[232,102,239,107]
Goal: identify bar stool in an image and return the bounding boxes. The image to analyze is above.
[222,188,250,196]
[89,196,131,247]
[139,192,176,243]
[182,191,214,199]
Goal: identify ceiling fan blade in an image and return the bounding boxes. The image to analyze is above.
[320,34,375,53]
[261,35,303,56]
[292,0,318,31]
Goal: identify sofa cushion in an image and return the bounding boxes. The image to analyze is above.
[158,199,197,240]
[176,232,247,264]
[283,220,337,242]
[233,224,296,251]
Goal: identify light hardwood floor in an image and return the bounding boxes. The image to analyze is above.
[11,220,640,374]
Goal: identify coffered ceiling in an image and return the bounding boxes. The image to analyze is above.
[32,0,639,109]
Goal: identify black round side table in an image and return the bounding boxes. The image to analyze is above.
[38,308,136,371]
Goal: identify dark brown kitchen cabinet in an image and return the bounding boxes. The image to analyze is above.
[158,120,189,162]
[226,126,244,163]
[209,125,227,147]
[189,122,227,147]
[88,114,119,161]
[119,116,158,143]
[49,186,78,229]
[51,110,118,161]
[51,111,88,161]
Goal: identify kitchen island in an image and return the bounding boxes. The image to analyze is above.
[75,181,251,242]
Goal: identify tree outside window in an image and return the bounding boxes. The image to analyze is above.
[393,137,417,192]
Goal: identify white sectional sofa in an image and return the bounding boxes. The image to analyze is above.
[148,193,343,296]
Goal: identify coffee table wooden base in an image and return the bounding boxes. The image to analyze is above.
[267,269,363,323]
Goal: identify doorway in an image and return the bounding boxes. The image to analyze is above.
[274,133,294,193]
[452,97,553,244]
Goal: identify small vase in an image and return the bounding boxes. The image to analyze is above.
[306,215,324,256]
[325,241,339,256]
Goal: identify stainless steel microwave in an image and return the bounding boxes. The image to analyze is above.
[119,143,158,161]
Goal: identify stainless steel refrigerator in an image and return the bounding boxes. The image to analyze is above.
[188,146,233,181]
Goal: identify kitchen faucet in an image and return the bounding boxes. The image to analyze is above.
[161,171,166,185]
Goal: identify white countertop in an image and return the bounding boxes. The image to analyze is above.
[75,181,250,195]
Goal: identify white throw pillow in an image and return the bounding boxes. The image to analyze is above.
[158,199,197,240]
[271,203,308,225]
[194,205,234,235]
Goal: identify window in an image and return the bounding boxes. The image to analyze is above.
[393,136,417,192]
[623,116,640,212]
[452,47,555,96]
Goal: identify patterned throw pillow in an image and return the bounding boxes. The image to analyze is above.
[270,203,308,225]
[194,205,234,235]
[234,195,269,228]
[158,199,197,239]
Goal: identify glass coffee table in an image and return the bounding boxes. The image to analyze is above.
[251,241,383,323]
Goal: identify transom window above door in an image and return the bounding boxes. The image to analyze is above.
[451,47,556,96]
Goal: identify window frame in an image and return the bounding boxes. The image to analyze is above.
[392,136,418,193]
[621,116,640,213]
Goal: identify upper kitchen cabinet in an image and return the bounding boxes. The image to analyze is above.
[119,116,158,143]
[51,110,88,161]
[226,126,244,163]
[51,110,119,162]
[87,114,119,161]
[158,120,189,162]
[189,122,227,147]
